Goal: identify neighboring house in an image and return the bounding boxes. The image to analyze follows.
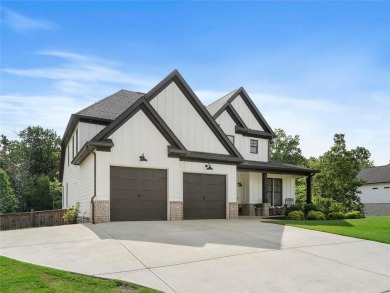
[60,70,317,223]
[357,164,390,216]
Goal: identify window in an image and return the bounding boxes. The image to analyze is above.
[266,178,283,206]
[227,135,235,145]
[72,136,75,159]
[67,145,70,166]
[384,187,389,189]
[250,139,258,154]
[372,187,378,190]
[66,183,68,207]
[75,129,78,152]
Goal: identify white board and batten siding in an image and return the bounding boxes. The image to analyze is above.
[231,95,264,131]
[216,111,269,161]
[358,183,390,203]
[62,121,107,217]
[78,122,106,148]
[237,172,296,204]
[150,81,229,155]
[95,109,238,219]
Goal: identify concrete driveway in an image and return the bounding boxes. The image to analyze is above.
[1,219,389,293]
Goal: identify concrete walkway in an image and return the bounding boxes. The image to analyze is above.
[1,219,389,293]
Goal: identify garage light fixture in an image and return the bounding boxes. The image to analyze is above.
[237,182,242,187]
[205,163,213,170]
[139,154,147,162]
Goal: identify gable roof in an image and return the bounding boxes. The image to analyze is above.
[207,87,274,135]
[76,89,144,121]
[207,88,240,116]
[143,69,243,159]
[357,165,390,184]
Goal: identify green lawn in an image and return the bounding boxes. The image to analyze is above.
[264,216,390,244]
[0,256,162,293]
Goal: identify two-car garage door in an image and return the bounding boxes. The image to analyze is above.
[110,167,226,221]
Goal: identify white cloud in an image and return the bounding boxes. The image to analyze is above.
[1,8,57,33]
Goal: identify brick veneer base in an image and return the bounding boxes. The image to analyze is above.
[170,201,183,220]
[92,200,110,223]
[229,202,239,219]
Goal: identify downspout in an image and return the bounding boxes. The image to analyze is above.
[90,151,97,224]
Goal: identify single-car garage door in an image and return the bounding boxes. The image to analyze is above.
[183,173,226,220]
[110,167,167,221]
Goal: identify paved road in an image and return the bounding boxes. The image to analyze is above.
[1,219,390,293]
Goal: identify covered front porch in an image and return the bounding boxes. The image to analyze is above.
[236,161,318,217]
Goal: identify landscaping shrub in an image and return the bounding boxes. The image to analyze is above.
[327,212,345,220]
[304,203,319,216]
[306,210,326,220]
[285,204,303,215]
[63,203,80,224]
[328,200,346,213]
[345,211,361,219]
[287,210,305,220]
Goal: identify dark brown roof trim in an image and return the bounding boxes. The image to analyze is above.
[90,97,186,151]
[72,139,114,165]
[145,70,243,159]
[59,114,113,181]
[140,102,187,150]
[226,105,247,128]
[238,162,318,176]
[213,87,274,136]
[235,126,273,139]
[168,147,244,164]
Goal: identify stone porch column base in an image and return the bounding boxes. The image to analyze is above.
[92,200,110,223]
[229,202,239,219]
[261,203,271,217]
[170,201,183,220]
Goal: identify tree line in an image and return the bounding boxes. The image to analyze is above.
[270,129,373,213]
[0,126,62,214]
[0,125,376,215]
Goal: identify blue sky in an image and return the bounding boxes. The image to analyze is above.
[1,1,389,164]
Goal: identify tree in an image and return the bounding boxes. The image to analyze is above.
[270,128,306,166]
[0,168,19,214]
[314,134,371,212]
[0,126,61,211]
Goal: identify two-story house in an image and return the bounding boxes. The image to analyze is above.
[60,70,316,222]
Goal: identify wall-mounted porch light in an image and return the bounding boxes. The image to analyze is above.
[237,182,242,187]
[139,154,147,162]
[205,163,213,170]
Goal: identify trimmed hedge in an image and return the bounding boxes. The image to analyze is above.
[287,210,305,220]
[345,211,361,219]
[306,210,326,220]
[304,203,319,216]
[327,212,345,220]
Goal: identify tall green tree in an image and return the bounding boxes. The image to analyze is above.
[314,134,371,212]
[270,128,306,166]
[0,127,61,211]
[0,168,19,214]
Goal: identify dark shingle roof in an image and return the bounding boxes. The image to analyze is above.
[76,90,144,120]
[357,165,390,184]
[238,160,318,175]
[206,88,239,116]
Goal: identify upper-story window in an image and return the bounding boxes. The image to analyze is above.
[227,135,235,145]
[67,145,70,166]
[75,129,78,153]
[250,139,258,154]
[72,136,75,159]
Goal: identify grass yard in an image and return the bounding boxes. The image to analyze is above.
[0,256,161,293]
[264,216,390,244]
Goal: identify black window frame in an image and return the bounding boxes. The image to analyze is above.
[72,136,75,159]
[75,129,78,153]
[250,139,258,154]
[227,135,235,145]
[67,145,70,166]
[266,178,283,206]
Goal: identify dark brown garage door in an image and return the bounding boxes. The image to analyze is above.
[183,173,226,220]
[110,167,167,221]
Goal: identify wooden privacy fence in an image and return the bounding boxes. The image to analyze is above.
[0,209,67,231]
